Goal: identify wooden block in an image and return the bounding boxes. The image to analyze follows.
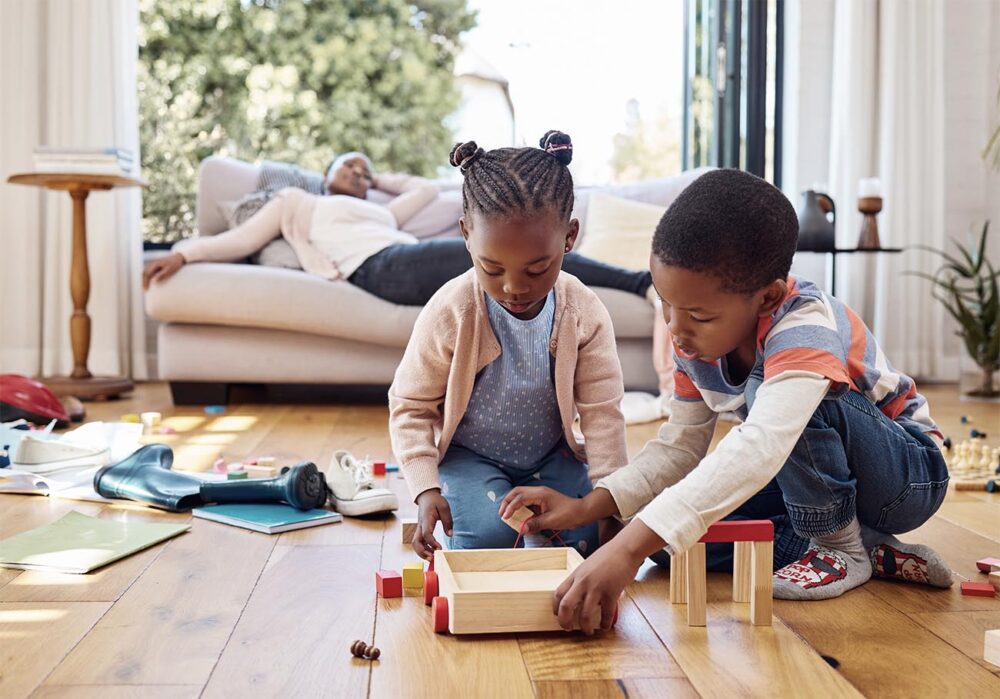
[960,581,996,597]
[372,460,386,476]
[501,505,534,533]
[986,629,1000,669]
[989,571,1000,593]
[400,518,418,545]
[244,464,279,479]
[669,550,687,604]
[686,543,706,627]
[699,519,775,543]
[750,540,773,626]
[975,557,1000,573]
[402,562,423,588]
[256,456,276,469]
[732,541,752,603]
[375,569,402,598]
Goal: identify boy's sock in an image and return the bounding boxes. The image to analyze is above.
[772,517,871,600]
[860,523,953,588]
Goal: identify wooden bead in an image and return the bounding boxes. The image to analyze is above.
[367,646,381,660]
[350,639,367,658]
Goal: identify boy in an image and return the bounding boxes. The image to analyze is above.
[500,169,952,634]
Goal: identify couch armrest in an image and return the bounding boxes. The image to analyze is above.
[196,156,260,236]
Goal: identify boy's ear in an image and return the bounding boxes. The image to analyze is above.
[564,218,580,252]
[757,279,788,316]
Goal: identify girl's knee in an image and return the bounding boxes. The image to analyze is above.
[449,517,519,550]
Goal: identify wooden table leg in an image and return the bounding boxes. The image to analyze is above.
[750,540,773,626]
[686,542,707,627]
[669,550,687,604]
[69,189,92,379]
[733,541,752,603]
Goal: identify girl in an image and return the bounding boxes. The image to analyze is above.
[142,151,654,305]
[390,131,628,559]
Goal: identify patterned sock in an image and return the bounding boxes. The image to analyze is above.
[860,524,954,588]
[773,517,871,600]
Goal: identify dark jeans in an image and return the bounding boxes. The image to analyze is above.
[348,238,652,306]
[653,391,949,572]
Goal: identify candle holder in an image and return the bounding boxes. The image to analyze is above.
[857,196,883,249]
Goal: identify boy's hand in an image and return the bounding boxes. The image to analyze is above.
[143,252,185,290]
[500,486,619,535]
[499,486,583,533]
[413,488,453,561]
[553,519,666,634]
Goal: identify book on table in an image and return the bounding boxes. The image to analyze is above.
[193,503,342,534]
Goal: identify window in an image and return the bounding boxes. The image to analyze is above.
[455,0,686,185]
[683,0,784,185]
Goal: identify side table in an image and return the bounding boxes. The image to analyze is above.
[798,247,903,296]
[7,172,148,399]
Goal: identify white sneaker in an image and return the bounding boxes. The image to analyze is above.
[326,450,398,516]
[620,391,670,425]
[12,434,111,474]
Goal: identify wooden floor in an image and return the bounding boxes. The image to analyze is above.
[1,383,998,698]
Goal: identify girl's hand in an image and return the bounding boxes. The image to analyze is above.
[143,252,186,289]
[499,486,583,533]
[413,488,453,561]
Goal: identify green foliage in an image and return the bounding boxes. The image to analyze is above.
[138,0,476,243]
[909,222,1000,397]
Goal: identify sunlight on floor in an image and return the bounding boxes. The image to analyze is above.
[0,608,67,623]
[202,416,259,432]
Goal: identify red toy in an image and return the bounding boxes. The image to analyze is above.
[0,374,70,427]
[376,569,402,598]
[960,581,996,597]
[698,520,775,543]
[975,557,1000,573]
[372,460,386,476]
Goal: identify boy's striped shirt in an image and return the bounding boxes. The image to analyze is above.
[673,276,939,436]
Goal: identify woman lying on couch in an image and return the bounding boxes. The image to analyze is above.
[143,150,655,306]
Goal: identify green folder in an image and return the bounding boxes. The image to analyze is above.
[0,510,190,574]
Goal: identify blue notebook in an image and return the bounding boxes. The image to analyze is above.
[192,504,341,534]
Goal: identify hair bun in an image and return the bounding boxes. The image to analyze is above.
[539,130,573,166]
[449,140,485,172]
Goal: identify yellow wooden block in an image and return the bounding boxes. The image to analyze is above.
[402,562,423,588]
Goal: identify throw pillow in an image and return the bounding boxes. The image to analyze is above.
[577,192,666,272]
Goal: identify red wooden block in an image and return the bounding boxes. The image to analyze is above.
[699,520,774,543]
[960,581,996,597]
[372,460,386,476]
[376,569,402,598]
[975,557,1000,573]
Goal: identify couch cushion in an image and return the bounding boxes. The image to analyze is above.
[146,263,423,349]
[578,193,667,272]
[146,263,654,349]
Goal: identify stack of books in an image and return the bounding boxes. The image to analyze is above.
[33,146,134,176]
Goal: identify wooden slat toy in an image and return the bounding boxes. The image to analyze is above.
[669,519,774,627]
[426,548,617,635]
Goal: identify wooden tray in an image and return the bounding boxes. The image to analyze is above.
[426,548,587,634]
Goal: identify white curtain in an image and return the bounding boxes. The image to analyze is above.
[827,0,949,379]
[0,0,147,380]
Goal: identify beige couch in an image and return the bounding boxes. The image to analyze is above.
[146,156,704,403]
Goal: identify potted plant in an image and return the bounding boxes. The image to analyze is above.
[911,222,999,398]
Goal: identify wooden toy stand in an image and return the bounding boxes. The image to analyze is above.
[669,520,774,627]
